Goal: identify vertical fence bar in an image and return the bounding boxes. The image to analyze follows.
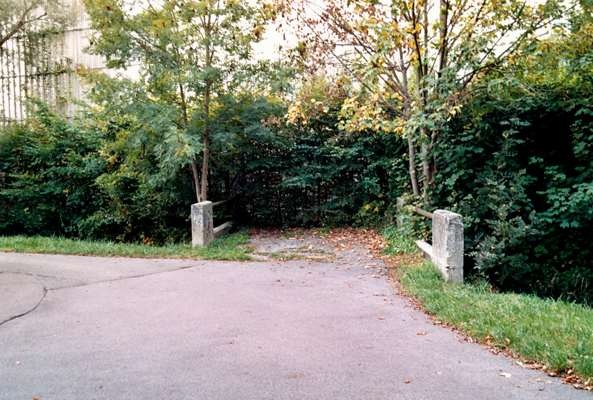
[16,37,22,121]
[0,48,4,126]
[5,46,11,123]
[11,44,18,121]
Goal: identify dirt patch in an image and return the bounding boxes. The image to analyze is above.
[249,228,388,273]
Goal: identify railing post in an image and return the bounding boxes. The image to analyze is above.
[191,201,214,247]
[432,210,464,283]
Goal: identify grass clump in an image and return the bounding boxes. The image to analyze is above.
[382,225,418,255]
[383,211,429,256]
[397,261,593,383]
[0,232,252,261]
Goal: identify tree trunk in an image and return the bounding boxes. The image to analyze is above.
[399,62,419,197]
[421,141,431,201]
[201,84,211,202]
[178,82,201,203]
[200,10,213,202]
[438,0,450,76]
[407,135,420,197]
[190,161,201,202]
[421,136,437,202]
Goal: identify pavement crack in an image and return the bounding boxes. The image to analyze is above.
[0,286,47,328]
[0,264,200,328]
[49,264,200,291]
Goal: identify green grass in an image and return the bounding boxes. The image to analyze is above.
[397,261,593,383]
[382,225,419,255]
[0,233,252,261]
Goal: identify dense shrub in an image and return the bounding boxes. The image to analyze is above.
[231,78,410,227]
[0,105,195,243]
[0,106,104,236]
[180,93,409,228]
[0,97,409,242]
[432,78,593,304]
[237,130,409,227]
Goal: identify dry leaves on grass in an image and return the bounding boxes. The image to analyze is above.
[316,228,387,254]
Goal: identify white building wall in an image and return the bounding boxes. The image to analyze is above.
[0,0,105,125]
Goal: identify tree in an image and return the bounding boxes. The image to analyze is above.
[274,0,563,201]
[0,0,68,49]
[83,0,266,202]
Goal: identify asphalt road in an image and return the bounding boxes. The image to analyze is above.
[0,251,589,400]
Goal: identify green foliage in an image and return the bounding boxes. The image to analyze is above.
[0,0,70,47]
[0,104,104,236]
[233,78,410,227]
[0,104,194,243]
[78,78,197,243]
[83,0,270,201]
[431,20,593,304]
[0,84,408,243]
[399,262,593,381]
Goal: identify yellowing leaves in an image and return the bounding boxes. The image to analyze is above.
[252,24,265,40]
[152,18,168,29]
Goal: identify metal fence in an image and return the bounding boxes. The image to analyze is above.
[0,0,104,127]
[1,33,71,126]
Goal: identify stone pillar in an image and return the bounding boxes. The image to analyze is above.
[432,210,464,283]
[191,201,213,247]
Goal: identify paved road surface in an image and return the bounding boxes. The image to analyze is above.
[0,251,589,400]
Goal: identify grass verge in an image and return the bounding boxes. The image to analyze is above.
[382,225,593,388]
[395,261,593,387]
[0,233,252,261]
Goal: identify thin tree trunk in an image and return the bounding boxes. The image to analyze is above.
[191,162,202,202]
[178,82,202,203]
[200,104,210,201]
[403,102,420,197]
[416,74,431,200]
[407,135,420,196]
[398,45,419,197]
[199,9,213,202]
[415,33,431,201]
[423,0,450,200]
[200,79,211,201]
[421,141,431,201]
[438,0,450,76]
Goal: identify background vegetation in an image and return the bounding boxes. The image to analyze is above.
[0,0,592,304]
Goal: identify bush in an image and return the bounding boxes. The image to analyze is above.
[236,127,409,227]
[0,94,410,243]
[432,78,593,304]
[0,105,105,237]
[228,77,410,227]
